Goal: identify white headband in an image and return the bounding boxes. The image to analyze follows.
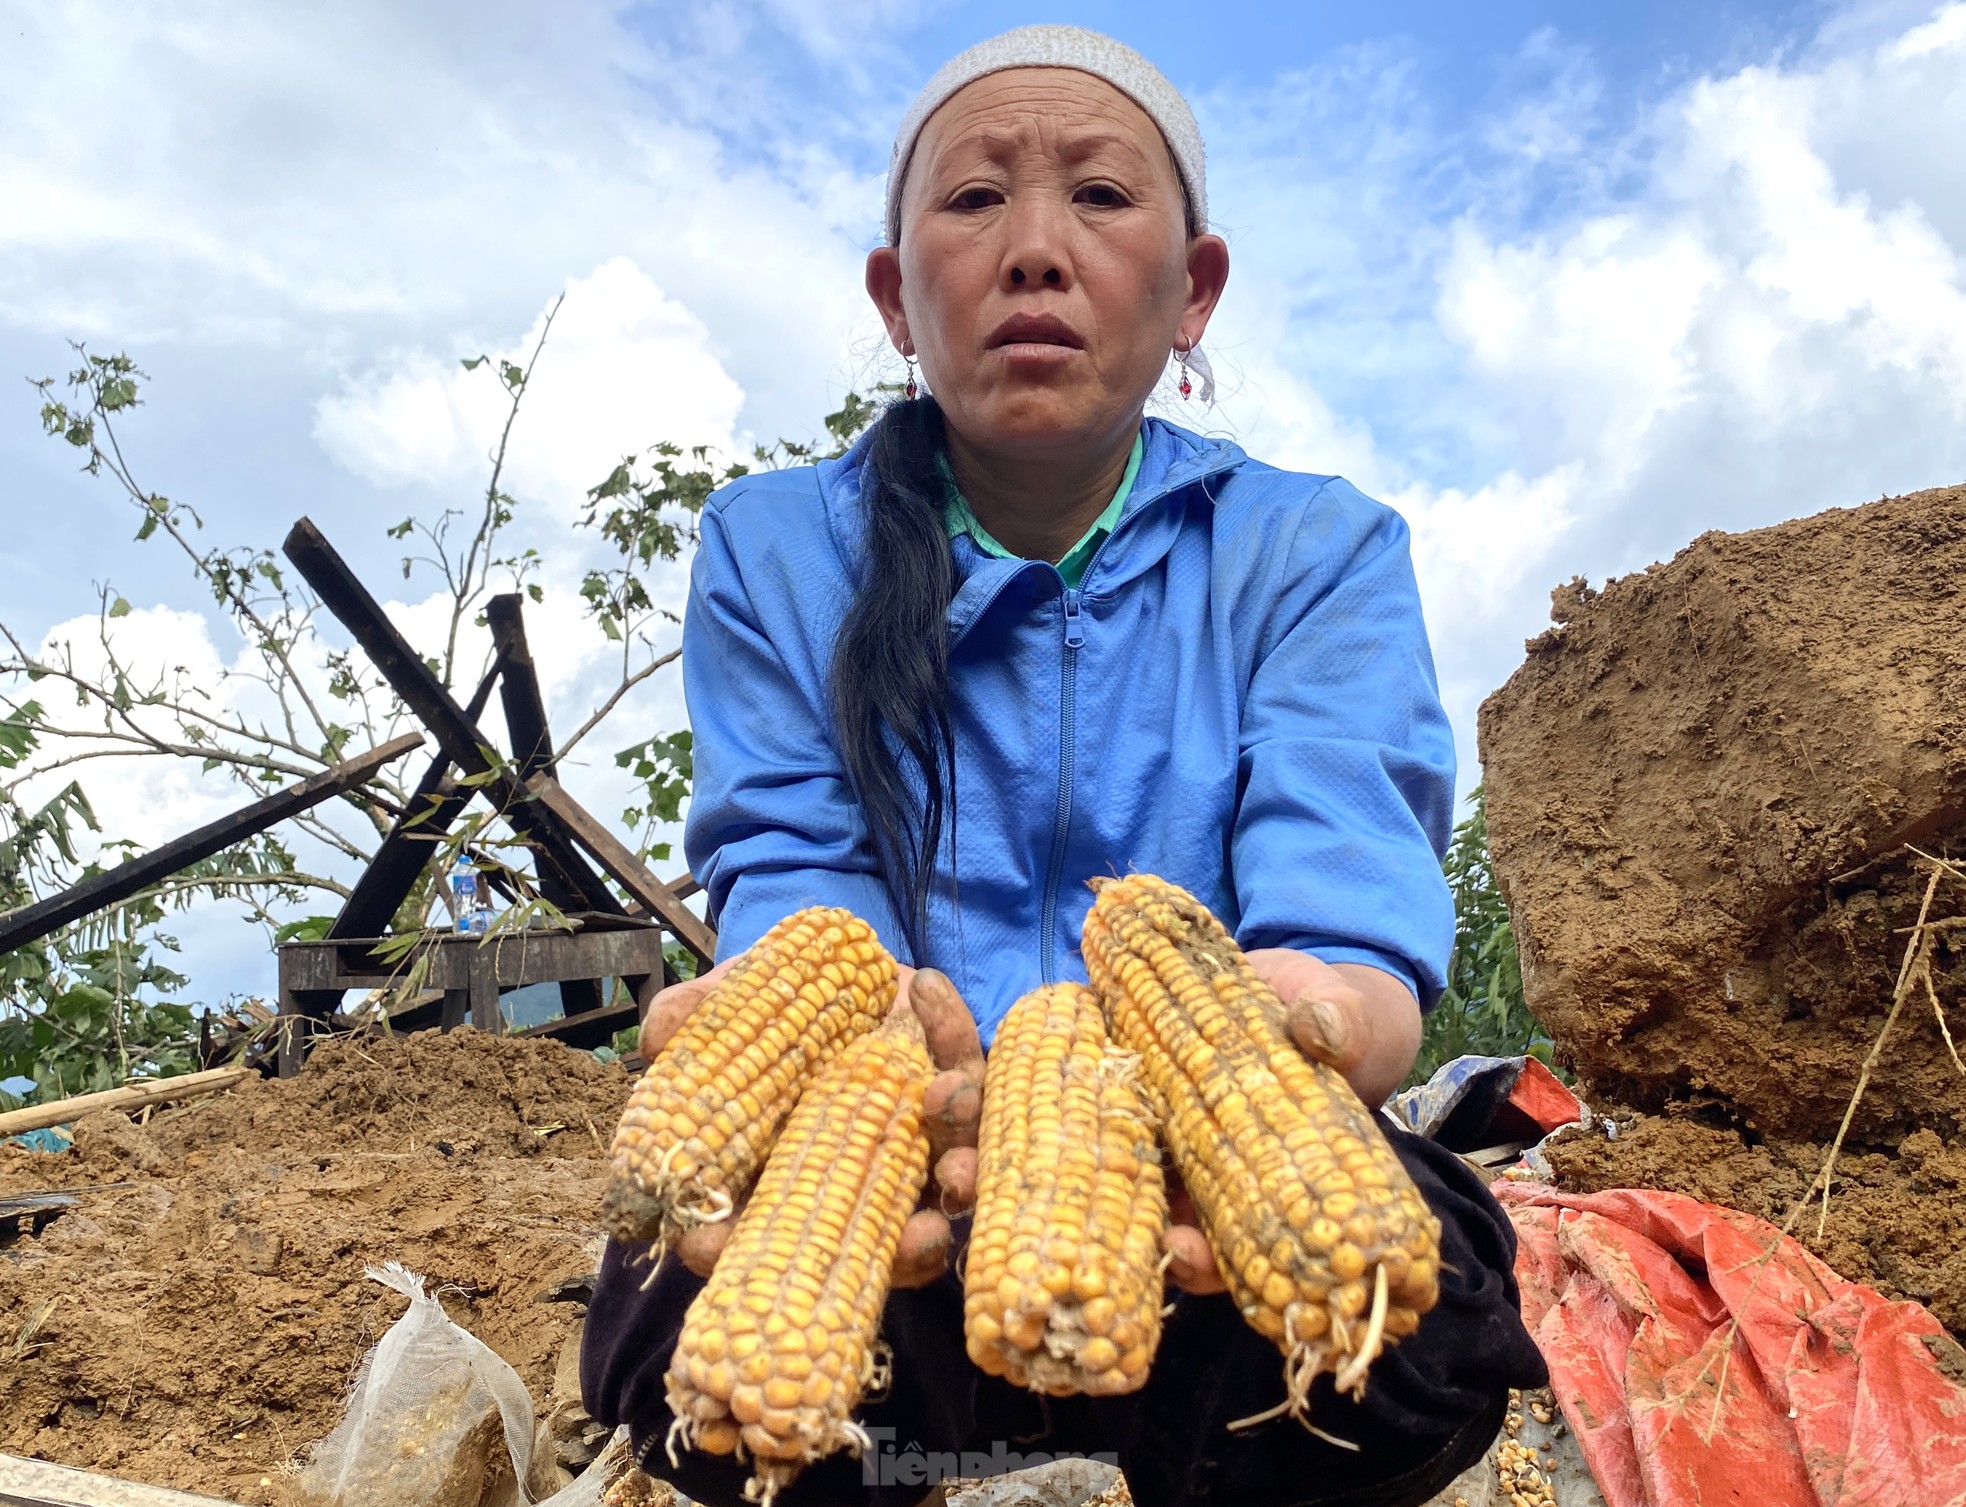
[884,24,1208,246]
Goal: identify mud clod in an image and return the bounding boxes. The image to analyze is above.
[1481,482,1966,1142]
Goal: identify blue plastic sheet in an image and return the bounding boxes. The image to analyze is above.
[2,1125,74,1153]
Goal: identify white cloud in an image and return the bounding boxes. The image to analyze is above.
[24,606,241,851]
[1436,218,1721,481]
[314,258,746,506]
[0,0,891,444]
[1189,4,1966,779]
[1427,6,1966,568]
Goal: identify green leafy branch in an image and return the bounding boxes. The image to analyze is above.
[1406,785,1554,1088]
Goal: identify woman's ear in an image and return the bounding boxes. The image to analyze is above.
[1176,233,1231,352]
[865,246,911,353]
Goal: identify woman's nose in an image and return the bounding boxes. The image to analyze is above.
[1000,198,1073,291]
[1009,261,1064,288]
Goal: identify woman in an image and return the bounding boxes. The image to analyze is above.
[585,25,1546,1507]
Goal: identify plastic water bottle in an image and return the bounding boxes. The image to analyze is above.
[448,856,478,934]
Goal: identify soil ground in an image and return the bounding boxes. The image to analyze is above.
[0,1028,630,1502]
[1541,1111,1966,1338]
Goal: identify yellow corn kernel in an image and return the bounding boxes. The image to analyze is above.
[602,908,897,1253]
[1082,874,1441,1425]
[663,1010,931,1507]
[964,983,1168,1398]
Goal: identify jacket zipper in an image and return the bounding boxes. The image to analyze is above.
[950,443,1239,976]
[1038,586,1084,983]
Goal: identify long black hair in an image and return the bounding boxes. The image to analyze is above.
[829,396,956,961]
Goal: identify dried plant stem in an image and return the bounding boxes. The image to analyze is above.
[1926,968,1966,1079]
[1814,863,1943,1242]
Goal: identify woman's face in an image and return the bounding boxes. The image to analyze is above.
[867,69,1229,460]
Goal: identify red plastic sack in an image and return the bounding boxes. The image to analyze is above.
[1506,1057,1586,1137]
[1495,1183,1966,1507]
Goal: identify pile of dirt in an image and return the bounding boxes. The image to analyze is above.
[0,1028,634,1502]
[1479,482,1966,1141]
[1479,481,1966,1334]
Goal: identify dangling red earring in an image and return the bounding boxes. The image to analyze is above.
[1175,343,1193,400]
[905,354,919,401]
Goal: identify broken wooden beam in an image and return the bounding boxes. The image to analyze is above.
[326,662,503,942]
[487,592,554,776]
[281,519,624,917]
[514,994,642,1049]
[0,734,422,956]
[0,1065,253,1137]
[525,774,716,966]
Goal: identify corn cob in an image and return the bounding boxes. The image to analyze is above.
[602,907,897,1254]
[663,1009,932,1506]
[965,983,1167,1397]
[1081,874,1441,1422]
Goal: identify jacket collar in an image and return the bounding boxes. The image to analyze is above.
[818,416,1245,634]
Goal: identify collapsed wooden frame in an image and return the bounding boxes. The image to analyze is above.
[0,516,715,1077]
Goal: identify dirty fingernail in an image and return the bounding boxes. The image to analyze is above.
[1309,999,1349,1054]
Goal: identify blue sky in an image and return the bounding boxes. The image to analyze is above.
[3,0,1964,1006]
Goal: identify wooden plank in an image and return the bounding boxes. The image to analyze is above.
[0,1192,77,1242]
[514,995,642,1048]
[326,660,503,942]
[486,594,603,1018]
[281,927,664,994]
[468,942,499,1032]
[0,736,421,957]
[0,1067,251,1137]
[525,775,716,966]
[0,1452,245,1506]
[281,518,623,917]
[384,990,448,1034]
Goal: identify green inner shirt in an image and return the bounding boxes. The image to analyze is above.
[943,434,1145,588]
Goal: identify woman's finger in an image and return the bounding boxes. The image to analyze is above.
[1161,1170,1224,1291]
[1165,1224,1226,1294]
[675,1209,738,1277]
[1284,988,1369,1077]
[912,970,986,1172]
[1245,947,1372,1078]
[933,1144,977,1212]
[890,1208,955,1288]
[911,968,985,1075]
[923,1067,982,1154]
[637,957,735,1061]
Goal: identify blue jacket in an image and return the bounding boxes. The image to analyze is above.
[682,418,1456,1045]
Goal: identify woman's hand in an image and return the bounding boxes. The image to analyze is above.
[891,967,986,1288]
[641,960,985,1286]
[1162,950,1421,1295]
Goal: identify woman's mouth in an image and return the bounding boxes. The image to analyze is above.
[987,313,1085,359]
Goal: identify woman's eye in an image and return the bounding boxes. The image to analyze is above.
[1076,183,1130,208]
[950,186,1002,211]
